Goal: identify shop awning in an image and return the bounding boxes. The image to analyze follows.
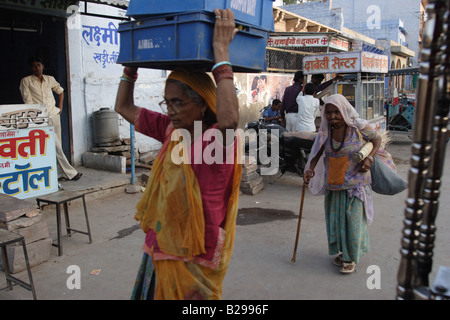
[0,0,129,18]
[387,67,420,76]
[82,0,129,10]
[0,1,79,17]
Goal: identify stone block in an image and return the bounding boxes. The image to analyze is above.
[0,214,43,232]
[243,155,257,165]
[0,194,39,222]
[241,171,260,183]
[241,164,258,175]
[90,145,130,153]
[139,150,159,164]
[82,151,126,173]
[241,176,263,189]
[15,222,49,245]
[0,237,52,274]
[240,180,264,195]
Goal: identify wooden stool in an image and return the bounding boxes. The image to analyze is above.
[0,229,37,299]
[36,191,92,256]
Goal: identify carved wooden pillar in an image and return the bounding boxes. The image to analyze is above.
[396,0,448,300]
[416,0,450,293]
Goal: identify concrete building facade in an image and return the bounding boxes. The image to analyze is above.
[280,0,425,66]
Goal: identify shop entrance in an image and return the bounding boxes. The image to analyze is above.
[0,9,72,161]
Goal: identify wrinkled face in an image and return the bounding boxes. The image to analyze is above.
[30,62,44,77]
[325,103,345,128]
[164,81,206,133]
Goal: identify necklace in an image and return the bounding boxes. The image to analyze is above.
[329,124,347,153]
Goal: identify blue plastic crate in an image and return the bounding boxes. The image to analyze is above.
[117,12,269,73]
[126,0,275,31]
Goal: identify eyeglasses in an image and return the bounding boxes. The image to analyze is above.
[159,98,194,114]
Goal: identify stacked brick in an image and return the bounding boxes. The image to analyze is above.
[240,156,264,195]
[0,194,52,274]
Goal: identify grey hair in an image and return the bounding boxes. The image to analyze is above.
[165,78,217,127]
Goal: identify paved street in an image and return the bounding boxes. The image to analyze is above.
[1,134,449,300]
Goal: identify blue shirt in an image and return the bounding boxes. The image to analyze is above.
[262,107,280,121]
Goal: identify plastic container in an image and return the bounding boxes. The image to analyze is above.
[92,108,120,146]
[117,11,269,73]
[126,0,275,31]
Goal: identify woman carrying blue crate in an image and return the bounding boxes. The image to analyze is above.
[115,9,241,300]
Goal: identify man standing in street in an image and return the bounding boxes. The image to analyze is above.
[20,57,82,181]
[280,71,303,131]
[296,83,320,132]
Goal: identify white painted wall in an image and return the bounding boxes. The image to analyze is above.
[67,2,167,166]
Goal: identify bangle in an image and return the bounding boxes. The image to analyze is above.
[120,76,135,83]
[212,61,231,72]
[305,169,315,177]
[123,67,138,80]
[366,155,374,163]
[212,63,233,84]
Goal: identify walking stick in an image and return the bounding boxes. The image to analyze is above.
[291,181,307,263]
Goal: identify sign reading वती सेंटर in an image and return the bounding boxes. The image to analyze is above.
[302,52,389,74]
[0,126,58,199]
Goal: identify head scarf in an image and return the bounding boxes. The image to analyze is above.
[305,94,367,195]
[167,69,217,113]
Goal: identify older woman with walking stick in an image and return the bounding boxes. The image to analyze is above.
[115,9,241,299]
[303,94,381,274]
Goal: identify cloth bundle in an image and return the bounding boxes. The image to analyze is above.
[356,135,408,195]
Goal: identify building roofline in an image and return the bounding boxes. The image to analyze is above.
[273,6,341,34]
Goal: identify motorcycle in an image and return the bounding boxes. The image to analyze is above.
[244,118,315,176]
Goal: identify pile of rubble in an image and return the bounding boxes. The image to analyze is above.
[83,138,159,174]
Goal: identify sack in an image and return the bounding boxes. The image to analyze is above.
[370,155,408,195]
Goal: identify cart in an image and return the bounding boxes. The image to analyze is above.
[303,51,389,132]
[385,67,419,137]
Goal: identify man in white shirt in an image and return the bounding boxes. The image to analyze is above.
[20,57,82,181]
[296,82,320,132]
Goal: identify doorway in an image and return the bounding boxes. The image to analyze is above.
[0,9,73,162]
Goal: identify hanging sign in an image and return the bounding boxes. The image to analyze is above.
[267,35,330,48]
[0,126,58,199]
[303,52,389,74]
[267,35,350,52]
[361,52,389,73]
[0,104,48,130]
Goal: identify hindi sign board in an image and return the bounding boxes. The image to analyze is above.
[267,35,330,48]
[0,104,49,130]
[303,52,389,74]
[267,35,350,52]
[361,52,389,74]
[0,127,58,199]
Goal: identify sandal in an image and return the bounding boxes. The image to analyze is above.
[340,261,356,274]
[71,172,83,181]
[333,254,343,267]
